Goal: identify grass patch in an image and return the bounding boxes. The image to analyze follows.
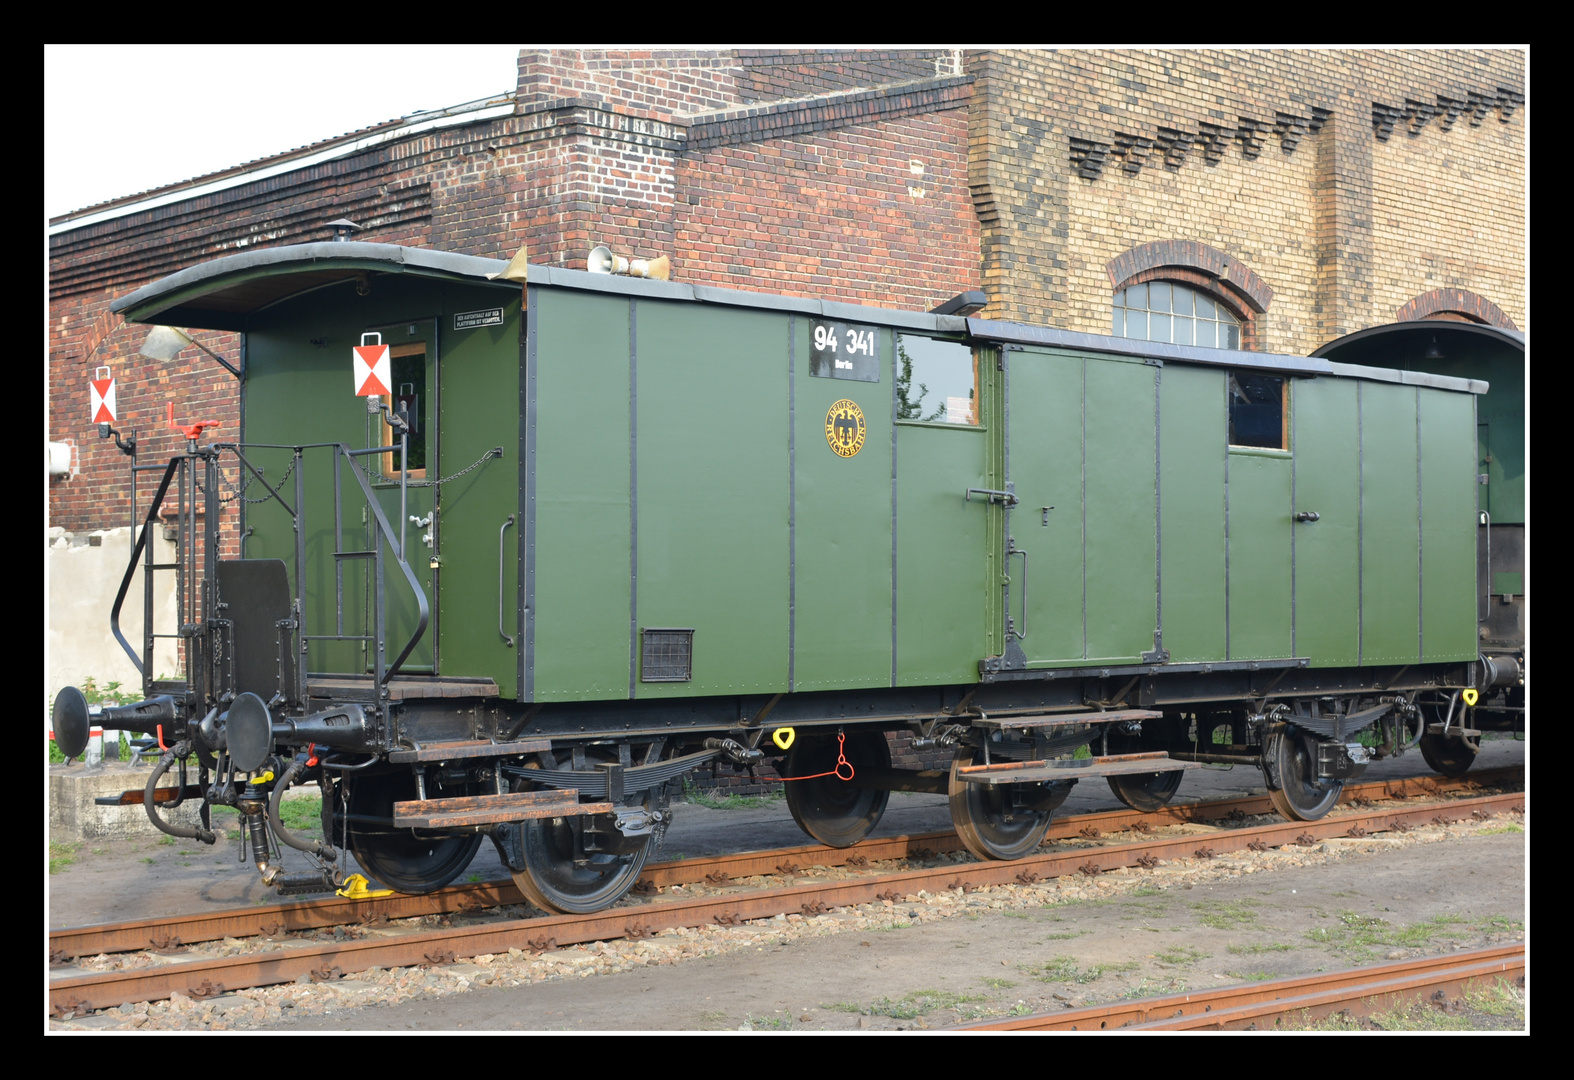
[1305,911,1471,962]
[865,989,985,1019]
[1479,824,1523,835]
[982,977,1016,990]
[49,841,79,873]
[1129,886,1164,897]
[742,1012,793,1030]
[1001,910,1030,920]
[1287,980,1524,1031]
[1031,956,1138,984]
[1040,931,1082,940]
[1224,970,1276,981]
[1227,941,1294,955]
[1153,945,1209,966]
[1192,899,1261,930]
[872,921,912,932]
[278,794,321,835]
[1124,977,1188,999]
[680,779,785,810]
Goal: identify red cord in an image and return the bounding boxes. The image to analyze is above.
[156,724,169,752]
[777,731,855,782]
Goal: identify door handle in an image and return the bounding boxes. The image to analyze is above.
[499,514,516,647]
[1294,511,1321,523]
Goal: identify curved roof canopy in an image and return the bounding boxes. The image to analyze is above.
[111,243,512,331]
[1312,320,1524,365]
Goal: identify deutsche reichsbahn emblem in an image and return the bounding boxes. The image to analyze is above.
[825,399,866,458]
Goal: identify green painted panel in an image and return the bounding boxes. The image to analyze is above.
[1227,453,1292,659]
[1084,358,1157,661]
[794,324,893,689]
[530,290,636,700]
[1158,365,1226,663]
[895,423,988,684]
[635,301,789,696]
[243,278,471,676]
[1419,388,1479,662]
[1010,349,1086,663]
[1293,376,1360,667]
[1360,383,1421,664]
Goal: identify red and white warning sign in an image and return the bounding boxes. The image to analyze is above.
[90,366,116,424]
[353,335,391,397]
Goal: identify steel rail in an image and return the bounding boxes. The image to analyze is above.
[49,767,1516,959]
[954,944,1526,1031]
[48,791,1522,1016]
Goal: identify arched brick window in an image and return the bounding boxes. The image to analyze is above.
[1106,241,1272,350]
[1395,288,1518,330]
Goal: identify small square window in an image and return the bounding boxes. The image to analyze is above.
[1228,371,1287,450]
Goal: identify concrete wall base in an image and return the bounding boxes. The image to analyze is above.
[49,762,205,842]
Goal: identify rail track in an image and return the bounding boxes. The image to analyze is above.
[954,944,1526,1030]
[50,768,1514,960]
[49,772,1523,1019]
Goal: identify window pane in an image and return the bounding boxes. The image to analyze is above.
[1126,309,1147,339]
[1127,283,1147,310]
[1195,294,1215,320]
[1149,282,1171,312]
[1173,318,1193,346]
[895,333,977,425]
[1228,371,1284,449]
[1150,313,1171,342]
[1195,319,1217,349]
[1172,287,1193,317]
[1223,322,1239,349]
[1112,309,1124,336]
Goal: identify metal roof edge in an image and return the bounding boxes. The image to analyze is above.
[110,243,511,318]
[1325,361,1488,395]
[964,318,1335,376]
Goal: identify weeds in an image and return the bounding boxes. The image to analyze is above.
[741,1012,793,1031]
[1031,956,1138,984]
[1192,899,1261,930]
[681,779,785,811]
[1153,945,1209,966]
[1227,941,1294,955]
[1305,910,1471,962]
[1124,977,1188,999]
[49,841,79,874]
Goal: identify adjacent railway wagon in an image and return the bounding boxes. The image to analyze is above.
[53,241,1517,913]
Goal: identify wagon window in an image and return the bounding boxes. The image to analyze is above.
[895,334,977,425]
[1227,370,1286,450]
[380,343,428,479]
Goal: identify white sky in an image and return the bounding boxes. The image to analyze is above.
[45,45,525,219]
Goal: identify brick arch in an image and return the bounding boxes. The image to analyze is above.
[1106,240,1274,314]
[1395,288,1517,330]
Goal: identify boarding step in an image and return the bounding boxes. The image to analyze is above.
[971,709,1163,731]
[392,789,614,829]
[387,739,550,764]
[307,675,500,701]
[956,751,1198,787]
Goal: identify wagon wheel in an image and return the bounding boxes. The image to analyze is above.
[948,747,1054,861]
[1419,732,1480,777]
[1102,728,1184,812]
[784,729,890,848]
[509,814,652,915]
[1262,724,1343,822]
[1106,770,1185,813]
[508,754,655,915]
[345,772,484,894]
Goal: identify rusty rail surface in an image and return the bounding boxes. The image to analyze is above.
[48,791,1523,1017]
[955,944,1526,1031]
[49,767,1515,960]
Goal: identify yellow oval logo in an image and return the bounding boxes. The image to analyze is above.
[825,399,867,458]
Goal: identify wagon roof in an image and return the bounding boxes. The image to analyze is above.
[111,242,1489,394]
[111,243,513,331]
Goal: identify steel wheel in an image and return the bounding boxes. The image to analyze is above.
[1106,769,1184,812]
[784,730,891,848]
[510,815,650,915]
[948,747,1054,861]
[1419,732,1479,777]
[345,772,484,894]
[1262,724,1342,822]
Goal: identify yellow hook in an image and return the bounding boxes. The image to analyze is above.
[1462,689,1480,707]
[772,727,796,751]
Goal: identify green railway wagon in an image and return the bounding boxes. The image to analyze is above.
[54,240,1504,913]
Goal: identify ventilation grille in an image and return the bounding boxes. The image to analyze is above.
[640,628,695,683]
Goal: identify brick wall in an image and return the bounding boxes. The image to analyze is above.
[967,49,1526,352]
